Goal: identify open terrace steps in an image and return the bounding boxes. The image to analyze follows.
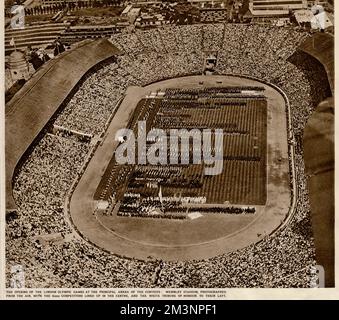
[5,22,70,54]
[5,29,67,41]
[5,22,68,34]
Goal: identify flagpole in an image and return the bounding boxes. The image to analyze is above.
[10,38,17,52]
[159,185,164,212]
[161,186,164,213]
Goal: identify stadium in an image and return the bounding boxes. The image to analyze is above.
[6,23,333,288]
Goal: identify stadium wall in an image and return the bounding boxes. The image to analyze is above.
[299,32,334,95]
[5,39,121,213]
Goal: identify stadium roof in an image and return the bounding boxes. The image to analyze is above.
[303,96,334,286]
[5,39,121,212]
[298,32,334,95]
[304,97,334,172]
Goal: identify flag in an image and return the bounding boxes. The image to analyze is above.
[10,38,15,47]
[158,185,163,204]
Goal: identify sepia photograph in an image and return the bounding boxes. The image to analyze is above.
[1,0,335,297]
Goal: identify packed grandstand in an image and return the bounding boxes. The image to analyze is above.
[6,23,332,288]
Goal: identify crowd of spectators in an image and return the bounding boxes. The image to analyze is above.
[54,63,137,136]
[9,134,90,239]
[6,23,331,288]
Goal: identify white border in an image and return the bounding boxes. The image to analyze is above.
[1,0,6,301]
